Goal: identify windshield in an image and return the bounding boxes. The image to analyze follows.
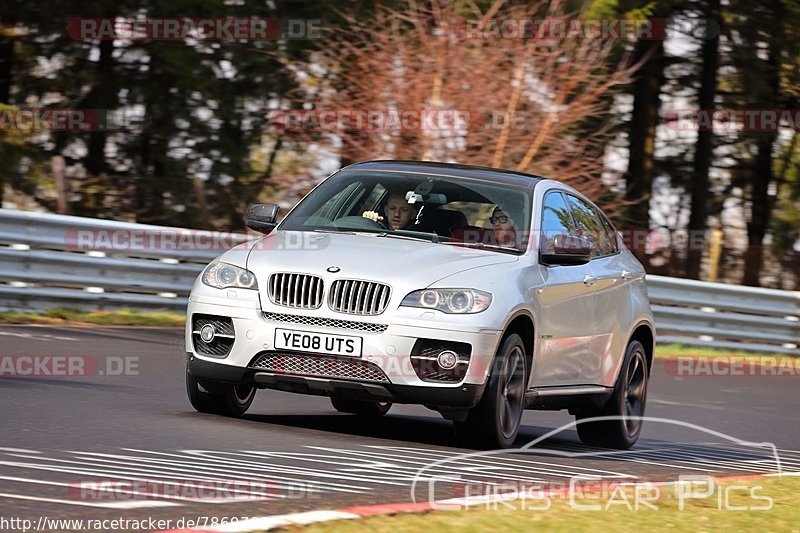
[279,170,534,253]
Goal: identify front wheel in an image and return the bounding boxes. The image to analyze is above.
[575,340,649,449]
[331,397,392,416]
[186,368,255,417]
[454,333,528,449]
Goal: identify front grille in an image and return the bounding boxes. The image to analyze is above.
[263,312,388,333]
[411,339,471,383]
[268,273,324,309]
[329,279,391,315]
[192,314,235,358]
[250,352,390,383]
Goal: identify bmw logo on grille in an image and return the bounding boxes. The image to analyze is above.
[200,324,216,343]
[327,266,341,273]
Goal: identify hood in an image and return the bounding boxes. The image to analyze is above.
[246,231,518,305]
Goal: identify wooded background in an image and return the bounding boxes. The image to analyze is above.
[0,0,798,288]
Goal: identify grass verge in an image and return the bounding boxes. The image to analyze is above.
[0,308,184,327]
[656,343,792,362]
[290,476,800,532]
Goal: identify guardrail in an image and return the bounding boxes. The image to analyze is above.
[647,276,799,354]
[0,209,247,312]
[0,208,797,354]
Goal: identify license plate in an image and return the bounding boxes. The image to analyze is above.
[274,328,362,357]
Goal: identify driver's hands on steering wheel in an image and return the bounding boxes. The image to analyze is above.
[361,211,384,223]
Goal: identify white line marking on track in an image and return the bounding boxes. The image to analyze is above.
[116,449,375,491]
[0,491,177,508]
[0,331,78,341]
[0,476,273,504]
[1,454,327,498]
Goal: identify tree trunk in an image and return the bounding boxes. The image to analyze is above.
[685,0,720,280]
[52,156,68,214]
[76,38,116,217]
[741,3,783,287]
[85,38,114,177]
[623,38,665,268]
[742,135,776,286]
[0,34,13,206]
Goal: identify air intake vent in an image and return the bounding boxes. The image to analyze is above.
[192,314,235,358]
[328,280,391,315]
[410,339,471,383]
[263,312,388,333]
[250,352,390,383]
[268,273,324,309]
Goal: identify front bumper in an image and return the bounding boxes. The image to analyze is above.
[186,293,502,403]
[187,353,486,408]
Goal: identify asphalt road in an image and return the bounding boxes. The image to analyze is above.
[0,325,798,531]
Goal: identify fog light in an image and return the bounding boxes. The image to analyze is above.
[200,324,215,342]
[437,350,458,369]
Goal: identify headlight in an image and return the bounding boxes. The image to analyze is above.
[401,289,492,314]
[201,262,258,290]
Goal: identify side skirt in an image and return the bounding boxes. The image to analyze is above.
[524,385,613,411]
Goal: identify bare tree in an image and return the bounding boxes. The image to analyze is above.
[273,0,636,212]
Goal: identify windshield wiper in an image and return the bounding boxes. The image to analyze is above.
[312,228,356,235]
[440,241,521,254]
[314,227,440,243]
[372,230,440,244]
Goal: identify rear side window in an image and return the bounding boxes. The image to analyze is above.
[566,195,616,257]
[540,192,575,254]
[598,212,619,255]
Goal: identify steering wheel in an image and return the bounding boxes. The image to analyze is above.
[331,215,387,230]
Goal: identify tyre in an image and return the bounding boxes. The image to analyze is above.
[575,340,649,449]
[454,333,528,449]
[330,397,392,416]
[186,367,255,417]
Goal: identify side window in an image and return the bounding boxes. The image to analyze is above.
[598,212,619,255]
[540,192,576,254]
[566,195,615,257]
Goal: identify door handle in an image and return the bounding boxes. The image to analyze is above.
[583,274,597,286]
[621,270,632,280]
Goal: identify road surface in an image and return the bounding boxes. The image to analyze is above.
[0,325,797,530]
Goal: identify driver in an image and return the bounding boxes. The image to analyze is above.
[489,205,518,247]
[362,193,420,230]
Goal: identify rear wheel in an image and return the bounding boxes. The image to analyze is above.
[576,340,648,449]
[330,397,392,416]
[186,368,255,417]
[454,333,528,449]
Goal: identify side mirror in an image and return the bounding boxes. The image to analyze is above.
[540,233,593,266]
[246,203,280,234]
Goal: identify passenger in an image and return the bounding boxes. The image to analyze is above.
[490,206,518,247]
[362,193,420,230]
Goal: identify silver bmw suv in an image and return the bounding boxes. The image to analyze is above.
[185,161,655,449]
